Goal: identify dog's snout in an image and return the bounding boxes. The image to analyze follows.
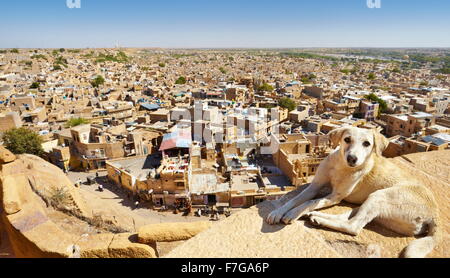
[347,155,358,166]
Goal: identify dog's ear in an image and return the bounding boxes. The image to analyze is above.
[328,128,348,149]
[372,129,389,156]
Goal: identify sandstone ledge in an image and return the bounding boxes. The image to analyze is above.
[0,147,15,165]
[0,155,157,258]
[138,222,212,244]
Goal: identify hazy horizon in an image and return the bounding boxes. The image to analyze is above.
[3,47,450,50]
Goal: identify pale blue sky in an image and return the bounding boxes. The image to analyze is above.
[1,0,449,48]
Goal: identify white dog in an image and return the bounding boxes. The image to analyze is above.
[266,126,441,258]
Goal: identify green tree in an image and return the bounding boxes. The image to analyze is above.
[300,73,317,84]
[2,128,44,156]
[30,82,40,89]
[258,83,274,92]
[117,51,129,61]
[31,54,47,61]
[175,76,187,85]
[278,97,297,112]
[368,73,376,80]
[53,64,63,71]
[65,117,90,128]
[365,93,388,114]
[91,75,105,88]
[10,48,19,54]
[158,62,166,68]
[435,67,450,74]
[219,67,227,74]
[55,56,68,67]
[300,77,312,84]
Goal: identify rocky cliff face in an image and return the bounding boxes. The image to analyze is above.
[1,153,92,219]
[166,151,450,258]
[0,146,156,258]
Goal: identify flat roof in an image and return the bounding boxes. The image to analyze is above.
[150,109,170,115]
[428,125,449,131]
[393,115,409,121]
[411,112,433,118]
[343,95,361,101]
[190,173,227,195]
[422,136,447,146]
[108,155,161,179]
[231,174,259,192]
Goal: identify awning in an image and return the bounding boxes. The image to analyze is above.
[159,128,192,151]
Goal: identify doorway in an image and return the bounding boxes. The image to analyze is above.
[207,195,217,205]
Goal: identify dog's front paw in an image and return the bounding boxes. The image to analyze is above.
[281,208,307,225]
[281,216,295,225]
[266,208,286,225]
[309,216,322,226]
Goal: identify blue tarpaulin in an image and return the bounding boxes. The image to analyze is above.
[140,103,160,111]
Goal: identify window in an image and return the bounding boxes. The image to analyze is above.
[176,182,185,188]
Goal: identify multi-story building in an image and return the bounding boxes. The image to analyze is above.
[384,112,435,137]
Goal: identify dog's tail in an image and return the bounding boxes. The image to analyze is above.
[402,218,441,258]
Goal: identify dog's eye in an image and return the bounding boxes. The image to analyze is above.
[363,141,371,147]
[344,137,351,144]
